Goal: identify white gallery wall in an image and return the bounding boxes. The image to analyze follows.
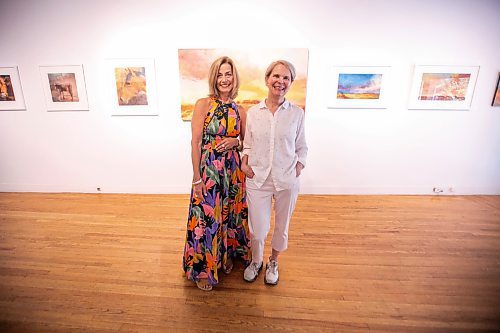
[1,0,499,195]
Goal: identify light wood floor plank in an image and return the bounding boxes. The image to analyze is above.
[0,193,499,332]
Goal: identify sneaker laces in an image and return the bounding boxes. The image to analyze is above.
[250,262,261,273]
[268,260,278,274]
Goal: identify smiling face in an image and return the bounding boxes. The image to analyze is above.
[265,63,292,99]
[216,63,234,98]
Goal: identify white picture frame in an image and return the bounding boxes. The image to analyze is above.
[408,65,479,110]
[106,58,158,116]
[39,65,89,111]
[0,66,26,111]
[327,66,392,109]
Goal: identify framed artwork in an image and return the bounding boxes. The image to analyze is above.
[0,66,26,111]
[178,48,309,121]
[492,73,500,107]
[107,58,158,116]
[408,65,479,110]
[327,66,391,109]
[39,65,89,111]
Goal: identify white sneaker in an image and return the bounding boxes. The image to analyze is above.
[265,258,279,285]
[243,261,262,282]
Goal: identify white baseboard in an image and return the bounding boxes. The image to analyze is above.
[1,183,499,195]
[299,186,500,195]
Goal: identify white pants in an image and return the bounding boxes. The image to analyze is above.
[246,174,300,264]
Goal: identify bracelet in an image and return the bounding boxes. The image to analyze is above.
[192,178,202,185]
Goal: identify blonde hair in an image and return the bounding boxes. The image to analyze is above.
[265,60,296,82]
[208,56,240,99]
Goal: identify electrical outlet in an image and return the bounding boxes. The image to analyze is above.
[433,187,443,194]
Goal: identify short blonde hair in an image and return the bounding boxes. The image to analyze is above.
[208,56,240,100]
[265,60,296,82]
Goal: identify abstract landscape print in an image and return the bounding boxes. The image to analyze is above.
[418,73,470,101]
[337,73,382,100]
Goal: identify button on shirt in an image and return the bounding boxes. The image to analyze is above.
[243,100,308,191]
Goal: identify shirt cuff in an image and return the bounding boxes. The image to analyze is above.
[297,158,306,168]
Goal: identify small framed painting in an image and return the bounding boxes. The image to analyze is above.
[492,73,500,107]
[39,65,89,111]
[327,66,391,109]
[0,66,26,111]
[408,65,479,110]
[107,58,158,116]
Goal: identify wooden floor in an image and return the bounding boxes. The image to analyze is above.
[0,193,499,332]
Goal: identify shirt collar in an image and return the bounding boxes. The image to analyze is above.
[258,100,267,109]
[259,99,291,110]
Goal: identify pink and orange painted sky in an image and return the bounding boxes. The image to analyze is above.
[178,48,309,120]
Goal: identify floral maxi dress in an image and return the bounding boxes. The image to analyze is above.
[183,98,250,286]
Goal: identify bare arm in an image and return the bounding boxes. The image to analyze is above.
[191,98,209,198]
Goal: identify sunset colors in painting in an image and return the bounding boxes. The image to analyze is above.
[337,73,382,99]
[418,73,470,101]
[178,48,309,121]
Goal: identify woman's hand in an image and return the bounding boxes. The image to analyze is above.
[295,162,304,177]
[193,181,207,199]
[215,137,239,152]
[241,163,255,179]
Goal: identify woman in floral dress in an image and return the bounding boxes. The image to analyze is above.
[183,56,250,291]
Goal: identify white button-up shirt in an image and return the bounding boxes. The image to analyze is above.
[243,100,308,191]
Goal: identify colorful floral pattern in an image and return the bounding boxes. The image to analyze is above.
[183,98,250,286]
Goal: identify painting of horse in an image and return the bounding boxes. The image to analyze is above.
[48,73,79,102]
[114,67,148,106]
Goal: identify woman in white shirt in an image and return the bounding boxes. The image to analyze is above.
[241,60,308,285]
